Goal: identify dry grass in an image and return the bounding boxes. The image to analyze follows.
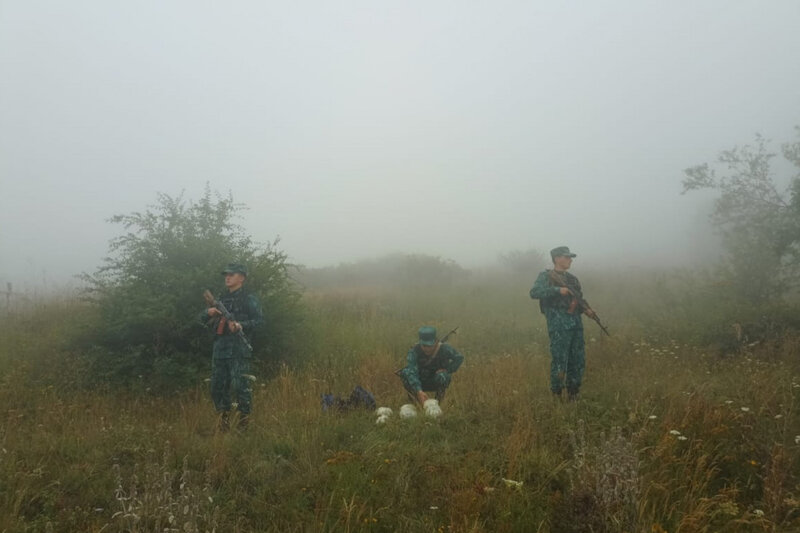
[1,281,799,532]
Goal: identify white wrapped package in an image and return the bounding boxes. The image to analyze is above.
[423,399,442,418]
[399,404,417,419]
[375,407,393,417]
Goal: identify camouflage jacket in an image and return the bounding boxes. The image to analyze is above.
[403,343,464,392]
[200,288,263,359]
[529,269,587,331]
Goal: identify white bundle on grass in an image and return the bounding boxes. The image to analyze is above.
[399,404,417,419]
[375,406,393,426]
[423,399,442,418]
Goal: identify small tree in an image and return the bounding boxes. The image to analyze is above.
[81,187,303,389]
[682,128,800,303]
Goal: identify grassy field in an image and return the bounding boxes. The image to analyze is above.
[1,273,799,532]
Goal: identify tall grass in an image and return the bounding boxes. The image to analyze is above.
[0,271,799,532]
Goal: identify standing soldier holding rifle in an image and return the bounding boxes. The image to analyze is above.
[529,246,607,402]
[201,263,263,432]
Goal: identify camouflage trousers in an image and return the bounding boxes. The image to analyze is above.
[210,356,252,415]
[398,369,452,403]
[547,327,585,394]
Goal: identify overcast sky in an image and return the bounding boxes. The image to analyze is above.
[1,1,799,288]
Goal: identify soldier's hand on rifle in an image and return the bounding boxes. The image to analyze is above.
[228,321,242,333]
[416,390,428,404]
[207,307,222,317]
[559,287,573,296]
[584,308,597,319]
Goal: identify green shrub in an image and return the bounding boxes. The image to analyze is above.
[78,187,304,390]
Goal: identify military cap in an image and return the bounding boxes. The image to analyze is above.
[221,263,248,276]
[418,326,437,346]
[550,246,576,259]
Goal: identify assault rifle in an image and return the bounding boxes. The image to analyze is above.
[547,271,610,337]
[203,289,253,351]
[441,327,459,342]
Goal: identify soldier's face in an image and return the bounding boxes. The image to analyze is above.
[421,343,437,356]
[224,273,245,291]
[553,255,573,271]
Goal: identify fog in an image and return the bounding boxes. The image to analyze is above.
[1,1,799,288]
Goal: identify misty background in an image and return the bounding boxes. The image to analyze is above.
[1,1,799,290]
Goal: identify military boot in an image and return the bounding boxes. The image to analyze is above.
[567,388,579,402]
[217,411,230,433]
[435,387,447,405]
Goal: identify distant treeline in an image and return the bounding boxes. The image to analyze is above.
[295,248,550,289]
[295,253,471,289]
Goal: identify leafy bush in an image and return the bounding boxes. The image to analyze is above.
[79,187,303,389]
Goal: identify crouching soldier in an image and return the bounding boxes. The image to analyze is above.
[397,326,464,405]
[201,263,263,432]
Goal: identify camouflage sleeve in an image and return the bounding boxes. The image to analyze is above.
[443,344,464,374]
[404,347,423,392]
[529,271,560,300]
[239,293,264,333]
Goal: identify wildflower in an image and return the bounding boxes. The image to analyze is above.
[669,430,681,436]
[634,349,641,354]
[753,509,764,517]
[749,460,758,466]
[429,506,439,510]
[795,435,800,445]
[725,400,734,405]
[775,414,783,419]
[648,415,657,420]
[502,478,524,489]
[741,407,750,412]
[677,436,688,441]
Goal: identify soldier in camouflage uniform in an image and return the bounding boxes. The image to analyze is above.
[201,263,263,431]
[529,247,597,401]
[398,326,464,404]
